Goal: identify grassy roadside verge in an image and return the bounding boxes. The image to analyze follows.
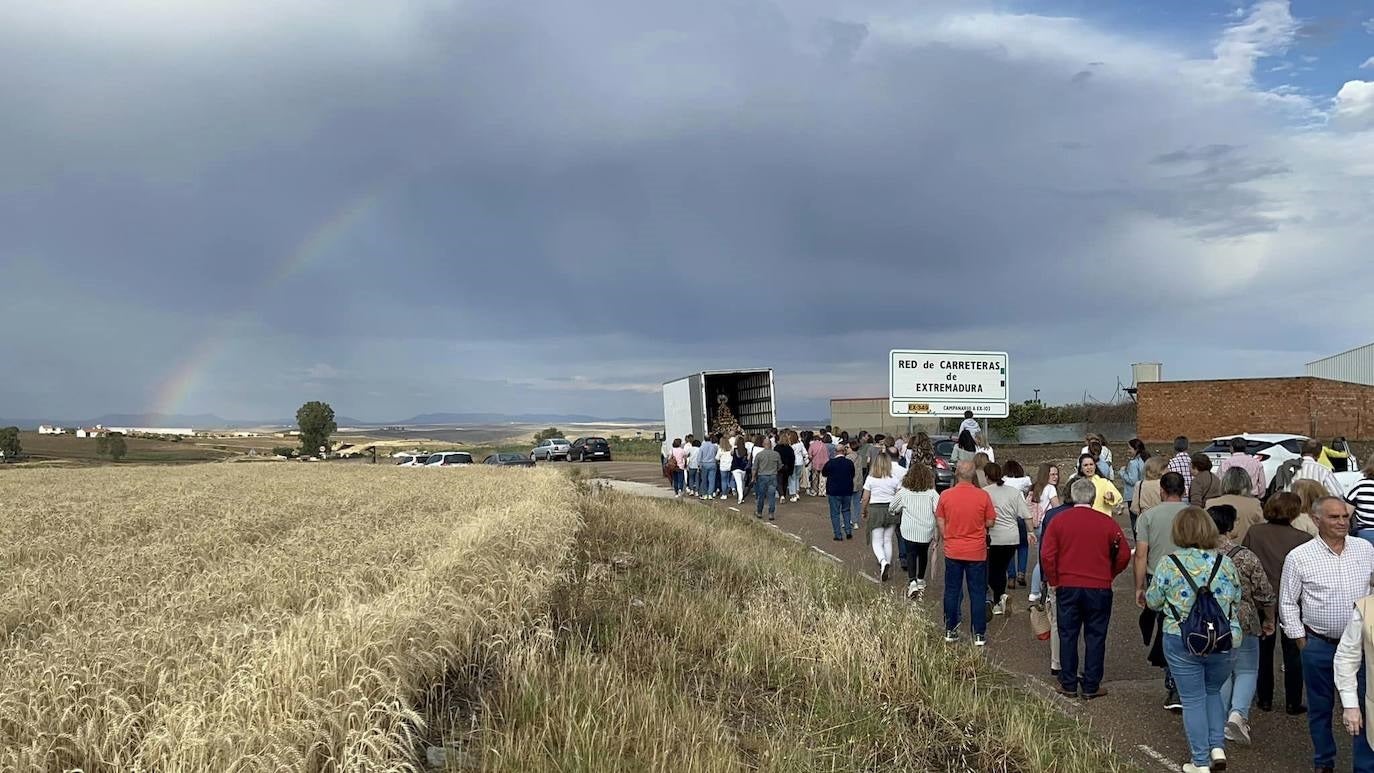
[430,485,1136,772]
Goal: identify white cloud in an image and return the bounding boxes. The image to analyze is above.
[1210,0,1299,86]
[1334,81,1374,127]
[1362,56,1374,70]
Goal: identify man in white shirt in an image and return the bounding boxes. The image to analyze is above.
[1332,593,1374,773]
[1296,439,1348,499]
[1280,496,1374,773]
[1166,436,1194,498]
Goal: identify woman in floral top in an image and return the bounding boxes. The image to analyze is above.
[1146,506,1244,773]
[1208,504,1275,746]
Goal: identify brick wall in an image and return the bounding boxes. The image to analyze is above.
[1137,377,1374,442]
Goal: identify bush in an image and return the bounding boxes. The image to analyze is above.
[272,447,296,458]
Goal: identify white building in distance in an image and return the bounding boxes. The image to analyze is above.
[37,425,68,434]
[106,427,195,436]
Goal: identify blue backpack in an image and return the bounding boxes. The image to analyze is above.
[1166,553,1234,656]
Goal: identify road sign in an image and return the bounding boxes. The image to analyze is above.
[889,349,1009,418]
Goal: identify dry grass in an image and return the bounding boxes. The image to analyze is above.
[0,465,580,771]
[4,465,1129,772]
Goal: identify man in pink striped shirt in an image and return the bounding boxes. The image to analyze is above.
[1218,437,1268,498]
[808,435,831,496]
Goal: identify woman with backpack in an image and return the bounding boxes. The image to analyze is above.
[1146,506,1245,773]
[1209,504,1275,747]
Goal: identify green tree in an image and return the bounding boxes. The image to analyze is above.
[296,401,338,457]
[0,426,20,461]
[533,427,563,442]
[107,434,127,462]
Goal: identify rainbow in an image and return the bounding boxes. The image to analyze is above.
[151,188,386,417]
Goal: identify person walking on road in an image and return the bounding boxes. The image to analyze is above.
[1348,462,1374,547]
[1279,495,1374,773]
[937,461,997,646]
[1002,460,1033,589]
[808,433,830,497]
[1146,506,1244,773]
[669,439,687,496]
[1131,456,1170,537]
[1209,504,1276,746]
[1028,463,1062,604]
[891,461,939,599]
[1168,437,1195,499]
[751,443,782,520]
[1068,454,1123,516]
[1122,439,1150,518]
[686,439,702,496]
[1136,471,1191,712]
[716,439,733,500]
[951,430,977,466]
[822,443,856,541]
[1329,590,1374,773]
[844,441,864,528]
[1219,436,1268,499]
[698,435,719,500]
[776,433,796,507]
[1041,477,1132,700]
[1190,453,1224,508]
[729,443,750,506]
[983,462,1031,616]
[861,453,903,581]
[1294,439,1348,499]
[1206,468,1264,542]
[1243,491,1314,715]
[789,430,809,502]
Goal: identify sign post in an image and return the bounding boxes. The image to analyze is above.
[889,350,1010,418]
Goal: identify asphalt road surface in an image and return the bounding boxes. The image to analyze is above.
[580,460,1354,773]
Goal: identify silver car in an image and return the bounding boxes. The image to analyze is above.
[530,438,571,461]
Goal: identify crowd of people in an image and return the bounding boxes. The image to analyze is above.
[659,419,1374,773]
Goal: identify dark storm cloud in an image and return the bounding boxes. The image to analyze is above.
[1,0,1371,419]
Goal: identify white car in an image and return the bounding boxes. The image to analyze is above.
[424,451,473,467]
[530,438,571,461]
[1201,434,1360,494]
[395,453,431,467]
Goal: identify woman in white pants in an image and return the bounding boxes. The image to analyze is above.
[861,453,904,582]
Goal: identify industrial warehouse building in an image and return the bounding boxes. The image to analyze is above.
[829,398,939,438]
[1138,341,1374,442]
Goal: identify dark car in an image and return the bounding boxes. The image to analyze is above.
[932,438,955,490]
[484,452,536,468]
[568,437,611,462]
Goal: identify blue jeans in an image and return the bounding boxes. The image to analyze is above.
[754,474,777,516]
[700,466,717,497]
[1056,587,1113,694]
[687,468,698,492]
[788,470,800,496]
[1221,633,1260,719]
[943,558,988,636]
[827,495,854,538]
[671,470,685,494]
[1010,518,1029,579]
[1302,634,1374,770]
[1163,633,1235,767]
[720,468,733,496]
[851,492,862,521]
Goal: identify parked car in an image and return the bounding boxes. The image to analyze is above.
[425,451,473,467]
[484,452,536,468]
[1200,434,1360,494]
[530,438,571,461]
[932,438,955,490]
[396,453,430,467]
[568,437,612,462]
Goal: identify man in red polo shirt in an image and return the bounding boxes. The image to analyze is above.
[936,461,997,646]
[1040,477,1131,699]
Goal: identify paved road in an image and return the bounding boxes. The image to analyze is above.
[578,460,1351,773]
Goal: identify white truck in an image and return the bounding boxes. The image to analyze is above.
[662,369,776,444]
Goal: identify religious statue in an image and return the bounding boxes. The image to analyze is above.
[710,393,743,437]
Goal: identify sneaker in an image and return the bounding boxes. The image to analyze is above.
[1181,765,1210,773]
[790,495,799,503]
[916,579,927,592]
[1027,592,1041,603]
[720,494,728,500]
[845,532,853,539]
[1164,688,1183,712]
[944,630,960,643]
[907,580,919,599]
[1209,748,1226,771]
[880,562,891,582]
[1224,711,1250,745]
[973,634,987,647]
[992,594,1009,616]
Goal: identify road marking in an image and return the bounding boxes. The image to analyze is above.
[810,546,844,564]
[1135,744,1178,772]
[728,507,740,512]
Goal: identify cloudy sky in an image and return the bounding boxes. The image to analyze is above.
[3,0,1373,422]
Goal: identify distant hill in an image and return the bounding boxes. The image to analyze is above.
[0,411,659,431]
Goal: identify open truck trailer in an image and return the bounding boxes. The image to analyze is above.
[662,369,776,443]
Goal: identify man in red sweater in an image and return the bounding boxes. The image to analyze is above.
[936,461,997,646]
[1041,477,1131,699]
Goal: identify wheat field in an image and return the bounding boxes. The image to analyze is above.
[0,465,580,772]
